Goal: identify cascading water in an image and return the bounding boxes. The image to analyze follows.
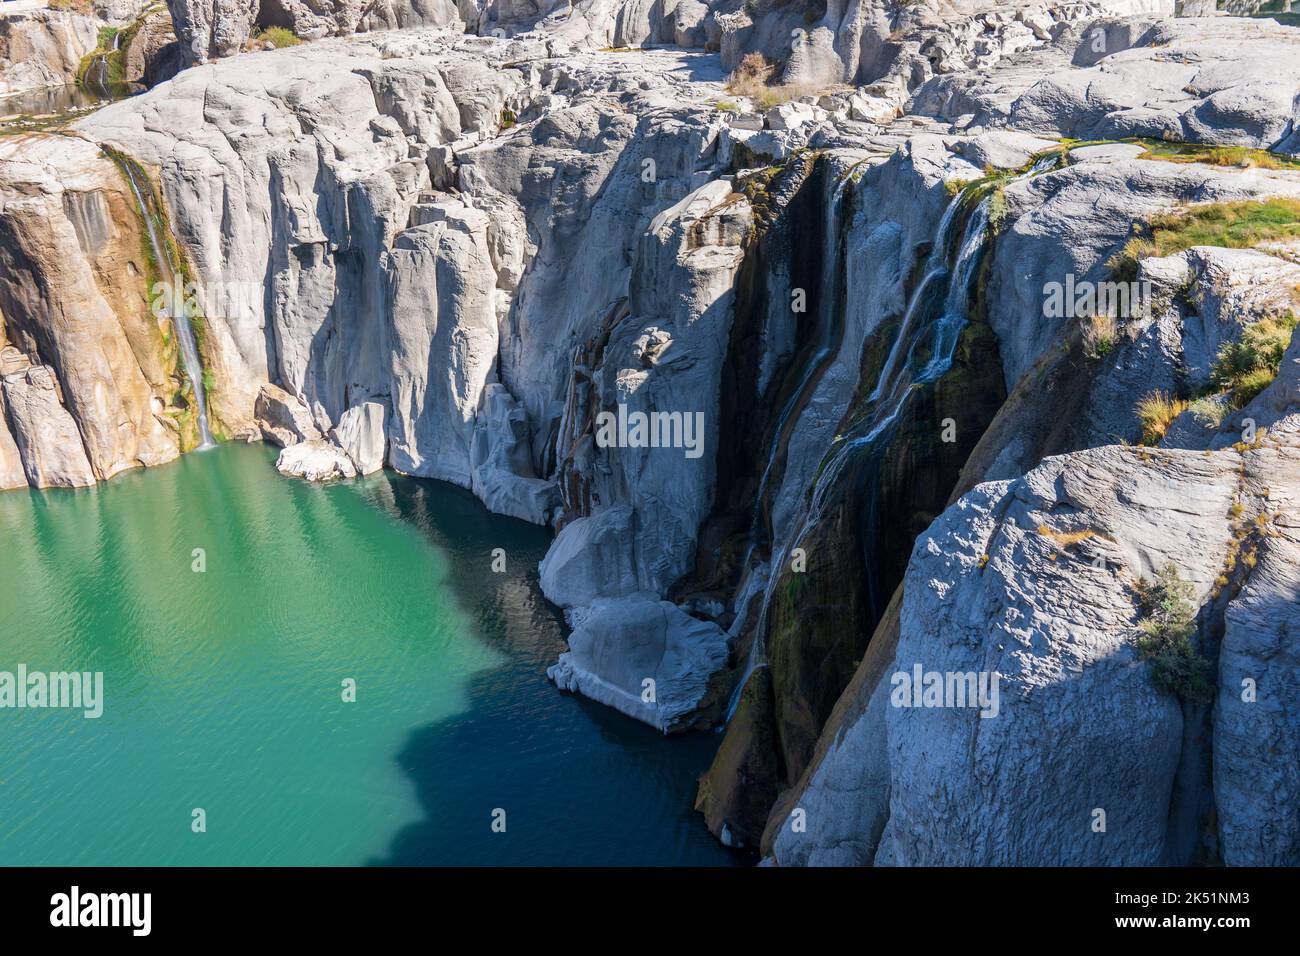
[724,158,1054,724]
[121,161,215,448]
[724,167,853,721]
[86,31,121,101]
[750,170,855,534]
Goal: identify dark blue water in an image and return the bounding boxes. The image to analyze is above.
[0,443,740,866]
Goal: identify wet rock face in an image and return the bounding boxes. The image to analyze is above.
[0,136,181,486]
[6,1,1300,864]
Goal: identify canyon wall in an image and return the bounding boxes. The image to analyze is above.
[2,1,1299,863]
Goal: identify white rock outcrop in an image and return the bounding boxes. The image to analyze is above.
[772,438,1300,866]
[5,2,1300,861]
[275,438,359,481]
[547,595,730,732]
[333,401,386,475]
[0,8,99,97]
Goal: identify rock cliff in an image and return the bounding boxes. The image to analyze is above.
[2,0,1299,864]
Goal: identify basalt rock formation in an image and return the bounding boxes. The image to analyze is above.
[2,0,1299,864]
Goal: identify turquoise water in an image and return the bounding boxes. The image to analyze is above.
[0,443,739,866]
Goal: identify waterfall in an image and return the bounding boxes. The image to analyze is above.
[92,54,111,100]
[724,166,853,722]
[84,30,125,103]
[723,158,1049,725]
[750,170,854,536]
[121,161,215,448]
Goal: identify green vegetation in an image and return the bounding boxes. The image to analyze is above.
[500,108,517,129]
[1139,308,1298,439]
[1188,395,1229,428]
[714,100,741,113]
[253,27,303,49]
[987,181,1009,233]
[1134,140,1300,172]
[77,15,146,93]
[1082,312,1117,359]
[943,150,1065,233]
[77,29,119,91]
[1107,199,1300,435]
[102,144,222,449]
[1135,564,1213,705]
[1108,198,1300,282]
[782,568,808,610]
[1135,390,1188,445]
[1209,311,1298,407]
[0,113,84,136]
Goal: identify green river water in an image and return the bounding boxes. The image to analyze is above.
[0,442,739,866]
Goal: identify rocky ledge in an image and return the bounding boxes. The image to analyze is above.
[2,0,1299,865]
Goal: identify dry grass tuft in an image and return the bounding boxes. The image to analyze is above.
[1136,390,1189,445]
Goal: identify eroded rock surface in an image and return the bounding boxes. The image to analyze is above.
[4,1,1300,857]
[0,8,99,97]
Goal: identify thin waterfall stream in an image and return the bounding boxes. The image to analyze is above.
[725,157,1057,723]
[724,166,853,721]
[120,159,215,448]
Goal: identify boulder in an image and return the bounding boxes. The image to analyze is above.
[540,505,642,608]
[765,100,821,132]
[333,401,386,475]
[274,439,358,481]
[547,595,730,732]
[255,383,321,448]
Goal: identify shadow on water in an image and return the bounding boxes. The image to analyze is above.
[358,472,746,866]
